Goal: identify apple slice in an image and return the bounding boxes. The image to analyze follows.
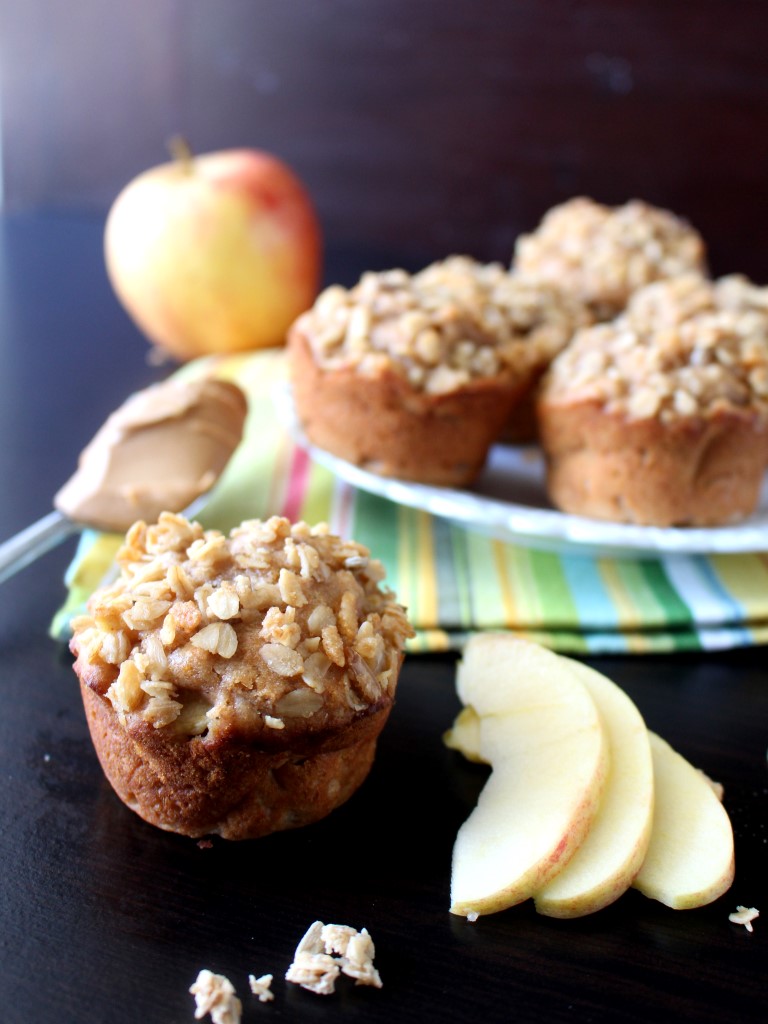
[533,660,654,918]
[449,635,607,918]
[633,732,734,909]
[443,705,483,763]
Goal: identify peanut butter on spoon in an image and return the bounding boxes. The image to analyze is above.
[0,376,248,584]
[54,377,248,532]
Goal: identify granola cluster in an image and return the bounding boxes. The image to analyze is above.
[190,970,242,1024]
[514,197,707,318]
[542,274,768,422]
[294,255,590,394]
[285,920,382,995]
[70,513,413,739]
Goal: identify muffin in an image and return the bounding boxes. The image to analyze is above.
[495,273,593,442]
[70,512,413,839]
[288,256,589,483]
[513,197,708,320]
[537,274,768,526]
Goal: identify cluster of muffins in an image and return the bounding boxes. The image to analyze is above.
[70,512,413,839]
[289,197,768,527]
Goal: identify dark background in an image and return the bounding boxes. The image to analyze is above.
[2,0,768,277]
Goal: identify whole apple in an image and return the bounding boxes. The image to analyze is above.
[104,144,322,360]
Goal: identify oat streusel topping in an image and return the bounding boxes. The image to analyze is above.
[542,274,768,422]
[622,272,768,331]
[514,197,707,318]
[70,513,413,738]
[294,256,590,394]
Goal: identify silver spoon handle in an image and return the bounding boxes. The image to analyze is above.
[0,510,78,585]
[0,495,212,587]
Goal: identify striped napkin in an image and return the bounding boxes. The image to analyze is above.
[51,349,768,654]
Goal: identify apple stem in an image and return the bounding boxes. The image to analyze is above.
[168,135,194,174]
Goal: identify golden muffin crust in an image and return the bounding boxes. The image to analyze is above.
[514,197,707,319]
[70,513,413,837]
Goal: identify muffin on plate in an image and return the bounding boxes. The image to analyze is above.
[288,256,589,483]
[537,274,768,526]
[70,512,413,839]
[495,272,593,442]
[513,197,708,320]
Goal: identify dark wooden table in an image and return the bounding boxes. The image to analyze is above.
[1,212,766,1024]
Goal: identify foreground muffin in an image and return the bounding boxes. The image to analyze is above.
[70,513,413,839]
[513,197,707,320]
[288,256,589,484]
[537,275,768,526]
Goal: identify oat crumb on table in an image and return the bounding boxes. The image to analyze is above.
[190,969,242,1024]
[248,974,274,1002]
[285,920,383,995]
[729,906,759,932]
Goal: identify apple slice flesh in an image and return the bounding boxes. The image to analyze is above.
[534,660,654,918]
[443,705,483,763]
[633,732,734,909]
[450,636,607,917]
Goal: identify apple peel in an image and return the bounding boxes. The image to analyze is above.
[104,147,321,361]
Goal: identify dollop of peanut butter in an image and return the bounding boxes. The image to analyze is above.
[54,377,247,532]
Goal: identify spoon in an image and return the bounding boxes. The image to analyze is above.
[0,376,248,585]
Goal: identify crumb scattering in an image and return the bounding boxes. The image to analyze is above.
[190,969,242,1024]
[729,906,759,933]
[285,920,382,995]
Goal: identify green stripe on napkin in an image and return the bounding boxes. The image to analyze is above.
[50,349,768,654]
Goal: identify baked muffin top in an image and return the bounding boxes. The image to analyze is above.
[70,513,413,744]
[540,274,768,423]
[291,256,590,395]
[513,197,707,318]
